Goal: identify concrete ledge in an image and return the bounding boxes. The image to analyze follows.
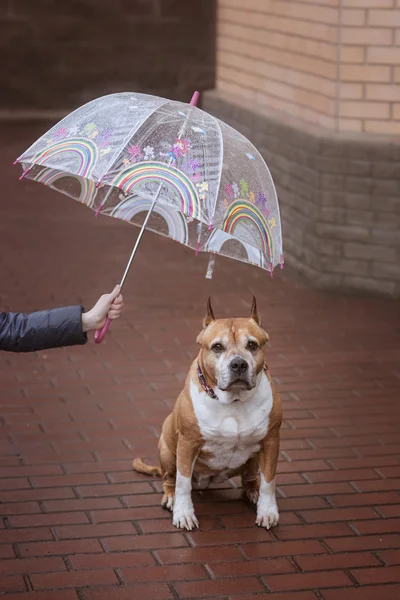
[203,89,400,298]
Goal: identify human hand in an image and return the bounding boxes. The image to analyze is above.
[81,285,124,332]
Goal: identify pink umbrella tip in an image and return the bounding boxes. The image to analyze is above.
[190,91,200,107]
[19,168,30,181]
[13,159,19,165]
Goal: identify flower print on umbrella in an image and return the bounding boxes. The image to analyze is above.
[172,138,190,158]
[224,183,234,201]
[67,125,80,137]
[197,181,208,200]
[185,158,201,182]
[54,127,67,141]
[268,217,276,228]
[84,123,99,139]
[143,145,155,160]
[256,192,267,212]
[189,158,200,171]
[240,178,249,198]
[249,191,255,203]
[127,144,143,162]
[98,129,112,149]
[232,182,240,198]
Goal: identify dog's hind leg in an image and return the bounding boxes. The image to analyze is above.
[241,455,260,505]
[159,434,176,512]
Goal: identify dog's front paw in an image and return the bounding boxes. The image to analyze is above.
[173,498,199,531]
[256,505,279,529]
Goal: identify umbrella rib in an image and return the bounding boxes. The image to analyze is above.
[210,117,224,230]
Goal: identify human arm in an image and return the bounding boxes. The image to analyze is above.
[0,286,123,353]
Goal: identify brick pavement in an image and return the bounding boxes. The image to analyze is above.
[1,122,400,598]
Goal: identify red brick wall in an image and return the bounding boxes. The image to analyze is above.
[217,0,340,130]
[217,0,400,135]
[0,0,216,111]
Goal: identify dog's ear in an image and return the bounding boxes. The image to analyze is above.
[250,295,260,325]
[203,297,215,328]
[197,297,215,344]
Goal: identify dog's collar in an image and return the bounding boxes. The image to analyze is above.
[197,361,268,400]
[197,363,219,399]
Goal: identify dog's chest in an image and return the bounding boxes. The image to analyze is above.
[190,376,272,472]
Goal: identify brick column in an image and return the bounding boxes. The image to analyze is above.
[204,0,400,297]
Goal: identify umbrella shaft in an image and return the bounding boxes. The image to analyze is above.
[119,183,161,289]
[119,96,198,289]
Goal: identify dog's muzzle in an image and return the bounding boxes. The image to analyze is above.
[218,356,254,391]
[230,356,248,376]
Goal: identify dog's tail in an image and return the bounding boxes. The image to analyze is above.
[132,457,162,477]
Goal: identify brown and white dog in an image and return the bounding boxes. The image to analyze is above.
[133,297,282,531]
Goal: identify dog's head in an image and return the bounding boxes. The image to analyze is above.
[197,297,269,397]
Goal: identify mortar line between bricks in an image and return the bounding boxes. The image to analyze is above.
[288,555,303,573]
[204,563,216,580]
[151,550,163,566]
[168,582,180,600]
[77,589,87,600]
[374,467,386,479]
[114,567,124,585]
[99,538,110,553]
[63,555,73,571]
[319,540,334,554]
[132,519,143,535]
[372,506,386,519]
[373,550,389,566]
[345,568,361,585]
[257,573,270,593]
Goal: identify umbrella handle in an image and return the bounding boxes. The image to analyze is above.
[94,317,111,344]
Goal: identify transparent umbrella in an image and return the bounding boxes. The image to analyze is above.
[15,91,283,341]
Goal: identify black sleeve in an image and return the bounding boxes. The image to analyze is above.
[0,306,88,353]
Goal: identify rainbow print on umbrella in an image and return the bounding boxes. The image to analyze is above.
[222,200,274,259]
[111,161,201,221]
[205,229,264,268]
[32,168,97,207]
[32,138,99,177]
[109,196,188,244]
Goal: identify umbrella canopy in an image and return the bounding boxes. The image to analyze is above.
[16,92,283,274]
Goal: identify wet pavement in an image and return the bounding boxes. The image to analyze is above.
[1,122,400,599]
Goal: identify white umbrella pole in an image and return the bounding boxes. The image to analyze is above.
[95,91,200,343]
[119,183,162,288]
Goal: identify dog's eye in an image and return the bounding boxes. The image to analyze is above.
[211,343,224,353]
[247,340,259,351]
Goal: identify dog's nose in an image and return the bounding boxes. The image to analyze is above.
[230,357,248,375]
